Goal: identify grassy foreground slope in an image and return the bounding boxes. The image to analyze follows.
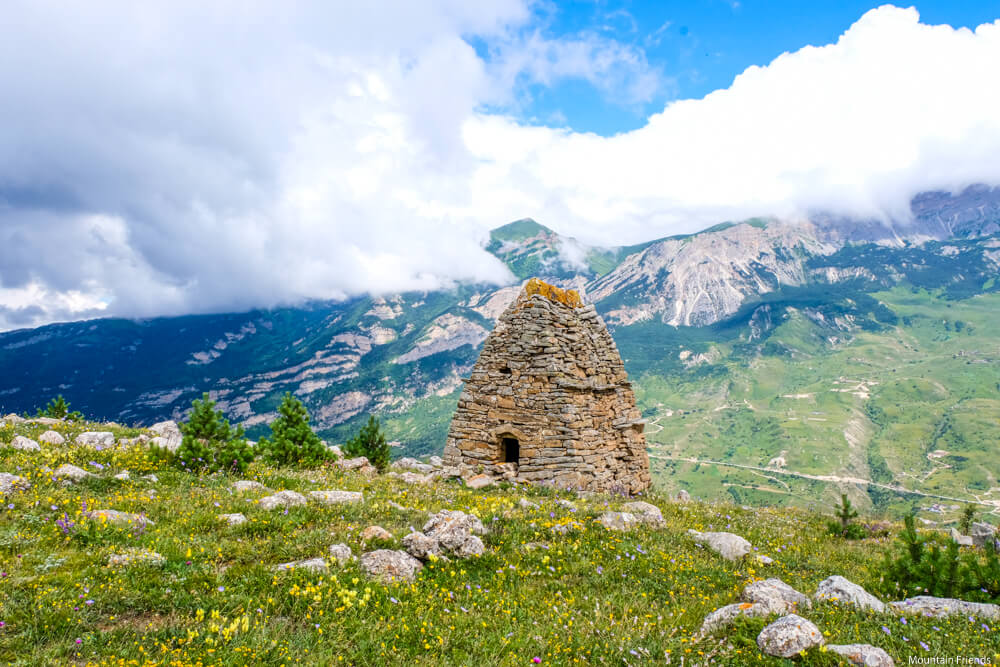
[632,287,1000,523]
[2,420,998,665]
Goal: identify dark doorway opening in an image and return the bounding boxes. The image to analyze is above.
[501,437,520,464]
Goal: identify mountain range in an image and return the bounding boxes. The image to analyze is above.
[3,184,1000,518]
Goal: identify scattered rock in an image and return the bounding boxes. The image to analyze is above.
[598,511,639,532]
[0,472,30,494]
[362,525,393,542]
[114,471,131,481]
[453,535,485,557]
[10,435,40,451]
[891,595,1000,620]
[3,414,26,423]
[387,500,412,512]
[107,549,165,568]
[391,457,435,474]
[971,522,998,549]
[329,543,354,565]
[827,644,895,666]
[556,499,576,510]
[30,417,62,426]
[756,614,824,658]
[428,456,443,467]
[623,501,665,527]
[700,602,772,635]
[465,474,495,490]
[423,510,487,556]
[951,528,974,547]
[756,555,775,565]
[676,489,691,502]
[232,480,268,493]
[336,456,375,473]
[814,575,885,613]
[274,557,328,573]
[53,464,93,483]
[550,521,583,535]
[84,509,154,527]
[309,489,363,505]
[389,471,433,485]
[327,444,344,459]
[402,531,442,560]
[360,549,423,583]
[258,490,307,510]
[76,431,115,448]
[688,529,752,561]
[148,420,183,452]
[742,578,811,614]
[38,430,65,445]
[218,513,247,526]
[143,474,158,483]
[518,498,540,509]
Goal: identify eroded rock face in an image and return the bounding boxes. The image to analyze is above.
[360,550,423,583]
[814,576,885,613]
[259,490,307,510]
[827,644,895,667]
[442,282,651,495]
[891,596,1000,620]
[741,578,811,614]
[756,614,824,658]
[688,530,752,561]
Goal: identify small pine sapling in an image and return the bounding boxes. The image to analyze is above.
[959,504,977,535]
[37,395,83,421]
[827,493,865,539]
[343,415,391,471]
[258,393,329,467]
[174,393,254,474]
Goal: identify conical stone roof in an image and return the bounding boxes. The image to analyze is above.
[443,278,651,494]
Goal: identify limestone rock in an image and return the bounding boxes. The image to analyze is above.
[971,522,998,549]
[232,480,268,493]
[336,456,375,473]
[465,474,495,490]
[0,472,30,494]
[598,511,639,532]
[10,435,40,451]
[891,595,1000,620]
[362,525,393,542]
[756,614,824,658]
[700,602,772,635]
[951,528,974,547]
[389,471,432,485]
[688,529,752,561]
[258,490,307,510]
[391,457,435,474]
[76,431,115,448]
[53,463,93,483]
[114,471,131,481]
[623,501,665,527]
[84,509,154,527]
[107,549,165,568]
[148,420,182,452]
[827,644,895,666]
[441,282,651,495]
[360,549,423,583]
[309,489,363,505]
[556,499,576,510]
[428,456,443,467]
[742,578,811,614]
[30,417,62,425]
[814,575,885,613]
[329,543,354,565]
[676,489,691,502]
[423,510,486,556]
[219,513,247,526]
[519,498,540,509]
[143,474,158,483]
[402,531,442,560]
[756,555,775,565]
[454,535,485,557]
[38,430,65,445]
[327,444,344,459]
[275,557,328,573]
[3,414,26,423]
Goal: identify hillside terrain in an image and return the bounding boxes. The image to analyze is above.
[2,185,1000,520]
[1,417,999,664]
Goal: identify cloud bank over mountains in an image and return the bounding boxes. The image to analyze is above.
[1,2,999,330]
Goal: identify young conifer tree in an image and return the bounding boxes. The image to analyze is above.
[343,415,391,471]
[174,393,254,474]
[258,392,329,467]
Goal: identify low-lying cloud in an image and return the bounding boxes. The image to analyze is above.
[1,3,999,331]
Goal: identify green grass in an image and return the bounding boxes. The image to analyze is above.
[2,418,999,665]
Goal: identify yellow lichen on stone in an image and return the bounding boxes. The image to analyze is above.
[524,277,583,308]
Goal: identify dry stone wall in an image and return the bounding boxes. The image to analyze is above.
[443,279,651,494]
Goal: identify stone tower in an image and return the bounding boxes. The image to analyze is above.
[443,278,651,494]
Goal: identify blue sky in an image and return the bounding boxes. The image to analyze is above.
[2,1,1000,330]
[485,0,1000,135]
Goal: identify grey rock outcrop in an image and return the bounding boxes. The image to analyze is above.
[676,489,691,502]
[827,644,895,667]
[700,602,772,635]
[814,575,885,613]
[362,525,393,542]
[421,510,487,557]
[335,456,376,474]
[10,435,40,451]
[951,528,974,547]
[891,595,1000,620]
[148,420,182,452]
[329,543,354,565]
[688,529,752,561]
[465,474,495,490]
[258,490,307,510]
[756,614,824,658]
[402,532,442,560]
[38,430,66,445]
[360,549,423,583]
[971,522,998,549]
[232,480,268,493]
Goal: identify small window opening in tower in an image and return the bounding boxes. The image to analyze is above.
[501,437,519,464]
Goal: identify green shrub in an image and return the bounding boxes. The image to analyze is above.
[959,504,977,535]
[172,393,254,474]
[827,493,863,539]
[258,393,330,468]
[37,395,83,421]
[343,415,390,471]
